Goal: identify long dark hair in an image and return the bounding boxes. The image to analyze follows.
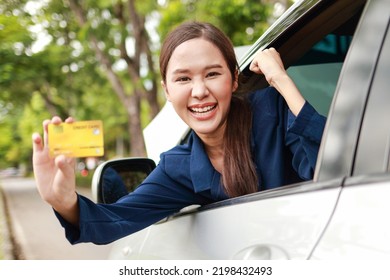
[160,22,258,197]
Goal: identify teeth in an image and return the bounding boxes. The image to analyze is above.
[190,105,215,113]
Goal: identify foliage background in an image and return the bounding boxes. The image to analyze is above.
[0,0,294,174]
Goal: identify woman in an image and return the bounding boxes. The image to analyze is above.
[32,22,326,245]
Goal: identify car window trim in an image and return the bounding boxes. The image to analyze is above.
[314,0,387,182]
[344,172,390,189]
[353,18,390,175]
[169,178,344,218]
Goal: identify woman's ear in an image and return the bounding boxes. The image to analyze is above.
[233,69,239,92]
[161,80,171,101]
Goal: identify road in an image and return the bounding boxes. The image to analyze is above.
[0,177,113,260]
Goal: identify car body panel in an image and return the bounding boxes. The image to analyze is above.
[311,0,390,259]
[108,187,341,259]
[312,180,390,259]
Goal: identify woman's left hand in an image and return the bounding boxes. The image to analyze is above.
[249,48,305,116]
[249,48,287,87]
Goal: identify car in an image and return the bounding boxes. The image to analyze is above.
[0,167,20,177]
[91,0,390,259]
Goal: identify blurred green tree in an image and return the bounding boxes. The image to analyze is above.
[158,0,271,46]
[0,0,293,171]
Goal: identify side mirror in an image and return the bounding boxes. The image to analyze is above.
[91,158,156,204]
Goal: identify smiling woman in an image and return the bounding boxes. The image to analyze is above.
[31,21,326,246]
[162,38,243,185]
[162,39,235,138]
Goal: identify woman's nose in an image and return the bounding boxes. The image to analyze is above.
[191,80,209,99]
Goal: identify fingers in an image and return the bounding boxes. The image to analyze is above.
[250,48,286,86]
[249,61,260,74]
[55,155,76,179]
[32,132,44,153]
[249,56,262,74]
[43,117,60,147]
[65,117,75,123]
[250,48,284,72]
[266,48,284,69]
[42,119,51,147]
[42,116,75,146]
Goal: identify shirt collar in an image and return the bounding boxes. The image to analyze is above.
[190,132,221,193]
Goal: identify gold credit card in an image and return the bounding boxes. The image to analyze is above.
[48,120,104,158]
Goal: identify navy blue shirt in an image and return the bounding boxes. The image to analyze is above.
[56,87,326,245]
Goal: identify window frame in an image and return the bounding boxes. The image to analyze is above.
[352,18,390,176]
[315,0,390,182]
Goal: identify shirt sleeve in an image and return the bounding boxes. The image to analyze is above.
[285,101,326,179]
[54,155,213,245]
[287,101,326,144]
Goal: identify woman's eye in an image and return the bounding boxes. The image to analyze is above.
[175,77,190,82]
[207,72,220,78]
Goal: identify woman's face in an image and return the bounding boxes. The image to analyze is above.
[162,38,237,139]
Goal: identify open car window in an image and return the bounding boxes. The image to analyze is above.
[287,33,352,116]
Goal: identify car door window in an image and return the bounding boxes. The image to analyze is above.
[287,34,352,116]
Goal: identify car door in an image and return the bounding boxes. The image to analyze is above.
[311,0,390,259]
[106,0,369,260]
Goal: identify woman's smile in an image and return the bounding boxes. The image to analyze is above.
[188,103,218,120]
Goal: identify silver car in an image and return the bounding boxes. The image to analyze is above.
[92,0,390,259]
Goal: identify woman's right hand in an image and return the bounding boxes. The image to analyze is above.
[32,116,79,226]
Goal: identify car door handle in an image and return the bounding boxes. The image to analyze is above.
[233,244,289,260]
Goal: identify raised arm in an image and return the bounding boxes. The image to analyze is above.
[32,116,79,226]
[249,48,305,116]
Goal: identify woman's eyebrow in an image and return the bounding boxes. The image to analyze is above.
[205,64,223,70]
[171,64,223,75]
[172,68,190,75]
